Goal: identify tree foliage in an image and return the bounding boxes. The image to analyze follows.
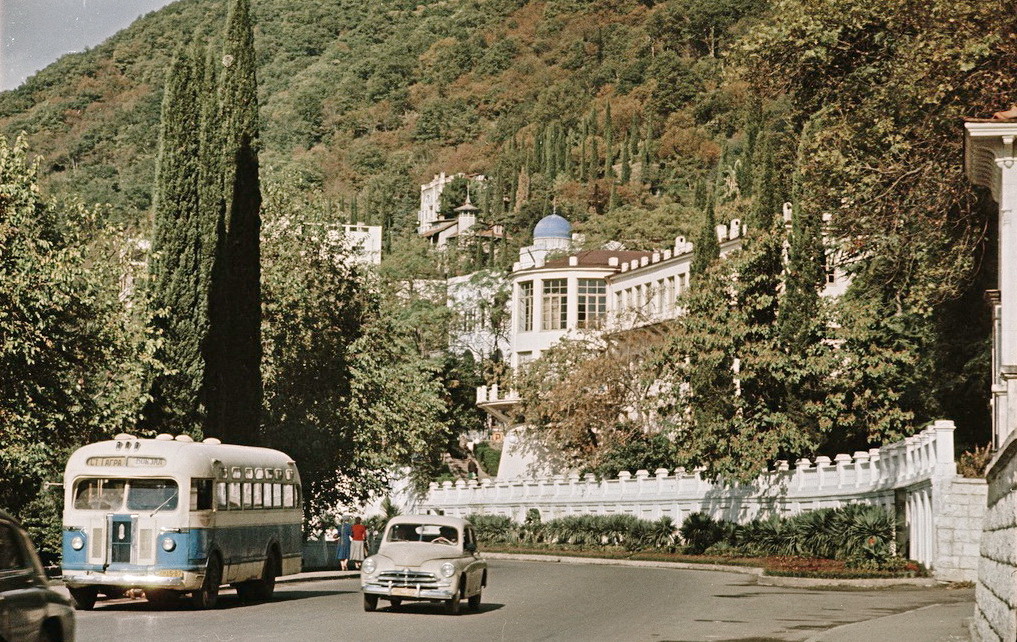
[515,328,671,471]
[0,135,148,556]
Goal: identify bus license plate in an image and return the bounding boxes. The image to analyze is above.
[390,587,417,597]
[156,570,183,577]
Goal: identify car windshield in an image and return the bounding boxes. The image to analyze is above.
[386,523,459,545]
[74,478,178,511]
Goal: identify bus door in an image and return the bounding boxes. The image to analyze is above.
[107,514,135,565]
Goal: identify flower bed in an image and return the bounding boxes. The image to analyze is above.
[481,544,927,579]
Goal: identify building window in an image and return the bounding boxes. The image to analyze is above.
[518,281,533,332]
[541,279,567,330]
[577,279,607,328]
[825,250,837,284]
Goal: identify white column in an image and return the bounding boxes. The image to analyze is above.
[567,275,578,329]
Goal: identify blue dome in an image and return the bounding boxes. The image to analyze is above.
[533,214,572,239]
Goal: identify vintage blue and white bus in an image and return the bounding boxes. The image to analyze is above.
[61,433,302,609]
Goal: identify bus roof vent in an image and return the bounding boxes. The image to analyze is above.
[113,433,135,440]
[174,434,194,443]
[155,434,174,441]
[203,438,223,445]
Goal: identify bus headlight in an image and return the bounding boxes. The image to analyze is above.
[361,558,376,574]
[161,537,176,552]
[70,536,84,551]
[440,562,456,578]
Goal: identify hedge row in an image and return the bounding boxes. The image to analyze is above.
[467,504,903,570]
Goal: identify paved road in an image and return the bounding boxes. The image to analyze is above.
[74,560,973,641]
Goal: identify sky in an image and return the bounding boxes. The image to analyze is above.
[0,0,177,91]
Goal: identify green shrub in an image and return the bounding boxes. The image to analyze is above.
[474,442,501,477]
[679,512,728,554]
[467,514,518,545]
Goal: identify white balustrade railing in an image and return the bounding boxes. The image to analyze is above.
[422,420,962,571]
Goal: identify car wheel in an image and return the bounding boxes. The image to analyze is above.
[468,590,481,611]
[39,618,62,642]
[68,586,98,611]
[363,594,379,612]
[389,598,402,609]
[445,591,461,616]
[190,554,222,609]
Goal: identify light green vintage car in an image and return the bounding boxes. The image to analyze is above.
[360,515,487,615]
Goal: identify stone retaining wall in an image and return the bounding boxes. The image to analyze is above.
[973,431,1017,641]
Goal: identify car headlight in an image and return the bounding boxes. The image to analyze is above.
[70,536,84,551]
[440,562,456,578]
[161,537,176,552]
[362,557,376,574]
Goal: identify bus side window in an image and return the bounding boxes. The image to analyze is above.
[215,482,228,510]
[283,484,294,508]
[191,479,213,511]
[262,483,272,508]
[228,482,242,510]
[272,483,282,508]
[242,482,253,509]
[295,485,301,506]
[253,482,263,508]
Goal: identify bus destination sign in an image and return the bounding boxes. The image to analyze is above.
[85,456,166,467]
[86,456,125,467]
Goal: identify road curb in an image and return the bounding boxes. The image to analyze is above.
[282,570,359,584]
[482,552,941,588]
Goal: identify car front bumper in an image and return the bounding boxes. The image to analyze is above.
[362,582,456,601]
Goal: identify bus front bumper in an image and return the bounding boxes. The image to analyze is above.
[63,569,204,590]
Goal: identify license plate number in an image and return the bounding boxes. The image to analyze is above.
[390,587,417,597]
[156,570,183,577]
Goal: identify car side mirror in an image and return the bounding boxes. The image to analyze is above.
[464,541,476,552]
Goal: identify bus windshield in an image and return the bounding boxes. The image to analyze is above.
[74,478,178,511]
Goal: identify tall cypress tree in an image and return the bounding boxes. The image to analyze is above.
[578,123,588,181]
[691,195,720,276]
[779,120,825,350]
[748,131,781,232]
[603,104,614,179]
[205,0,263,445]
[143,46,204,435]
[620,137,631,183]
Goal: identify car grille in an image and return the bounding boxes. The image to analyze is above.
[376,570,440,589]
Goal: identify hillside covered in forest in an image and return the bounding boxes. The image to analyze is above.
[2,0,1016,448]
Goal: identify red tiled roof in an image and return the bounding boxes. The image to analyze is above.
[539,249,654,269]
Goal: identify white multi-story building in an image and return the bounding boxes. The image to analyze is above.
[503,213,743,369]
[474,210,855,479]
[339,223,383,265]
[447,270,510,361]
[417,172,498,249]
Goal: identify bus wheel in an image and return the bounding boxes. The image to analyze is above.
[191,555,222,609]
[238,550,279,602]
[69,586,98,611]
[146,589,180,608]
